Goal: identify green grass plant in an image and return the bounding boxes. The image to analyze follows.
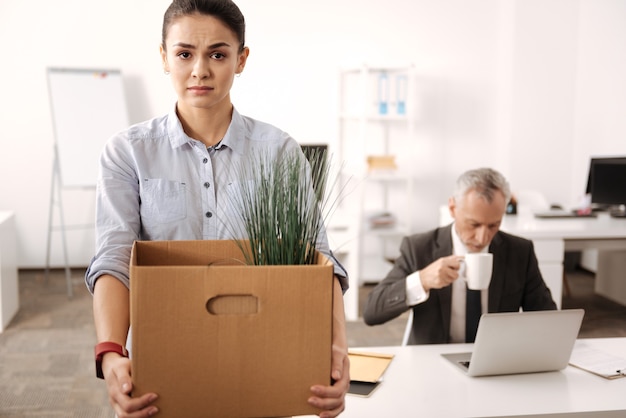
[226,147,343,266]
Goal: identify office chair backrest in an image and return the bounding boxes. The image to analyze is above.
[401,309,414,346]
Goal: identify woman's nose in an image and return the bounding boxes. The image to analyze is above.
[192,57,210,79]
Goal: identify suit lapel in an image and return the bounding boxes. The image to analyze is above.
[435,225,454,341]
[487,232,506,312]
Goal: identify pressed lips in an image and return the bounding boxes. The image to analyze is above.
[188,85,213,94]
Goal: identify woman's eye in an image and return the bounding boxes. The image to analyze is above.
[211,52,225,60]
[178,52,191,59]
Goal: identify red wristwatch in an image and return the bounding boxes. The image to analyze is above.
[95,341,128,379]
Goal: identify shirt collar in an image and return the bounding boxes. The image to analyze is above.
[165,103,246,154]
[450,222,467,256]
[219,107,246,155]
[166,103,190,149]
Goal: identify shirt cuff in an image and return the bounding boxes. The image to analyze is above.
[406,270,429,306]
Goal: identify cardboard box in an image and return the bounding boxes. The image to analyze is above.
[130,240,334,418]
[366,155,397,171]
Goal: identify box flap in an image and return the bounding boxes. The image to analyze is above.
[131,239,333,268]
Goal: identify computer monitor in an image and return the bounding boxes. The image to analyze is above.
[300,144,329,199]
[588,159,626,217]
[300,144,328,164]
[585,156,626,195]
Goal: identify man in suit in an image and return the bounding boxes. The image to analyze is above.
[362,168,557,344]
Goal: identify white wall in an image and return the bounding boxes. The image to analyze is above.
[507,0,626,206]
[572,0,626,194]
[1,0,625,268]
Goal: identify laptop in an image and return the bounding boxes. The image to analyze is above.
[441,309,584,377]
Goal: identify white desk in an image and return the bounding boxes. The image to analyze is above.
[342,338,626,418]
[0,211,19,332]
[501,212,626,308]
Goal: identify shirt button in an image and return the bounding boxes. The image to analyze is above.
[204,182,210,188]
[205,211,213,218]
[202,158,208,164]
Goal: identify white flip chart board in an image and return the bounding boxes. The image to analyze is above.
[47,67,129,187]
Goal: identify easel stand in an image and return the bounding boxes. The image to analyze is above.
[45,145,94,298]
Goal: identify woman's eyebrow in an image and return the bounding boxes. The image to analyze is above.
[207,42,231,49]
[172,42,195,49]
[171,41,232,49]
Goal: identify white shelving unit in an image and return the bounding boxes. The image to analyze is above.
[337,64,417,320]
[357,173,413,280]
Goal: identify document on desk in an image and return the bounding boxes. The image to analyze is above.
[569,344,626,379]
[348,350,394,397]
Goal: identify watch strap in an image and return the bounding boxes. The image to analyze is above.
[95,341,128,379]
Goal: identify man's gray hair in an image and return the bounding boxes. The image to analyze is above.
[453,168,512,206]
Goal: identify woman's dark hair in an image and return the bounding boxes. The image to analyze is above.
[162,0,246,52]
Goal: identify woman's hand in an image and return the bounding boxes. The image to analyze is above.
[102,353,159,417]
[308,343,350,418]
[308,276,350,417]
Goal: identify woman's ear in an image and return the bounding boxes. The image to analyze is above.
[236,47,250,74]
[160,44,170,74]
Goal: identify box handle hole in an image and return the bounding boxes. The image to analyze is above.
[206,294,259,315]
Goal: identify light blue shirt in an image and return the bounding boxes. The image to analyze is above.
[85,105,347,293]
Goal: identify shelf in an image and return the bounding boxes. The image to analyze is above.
[364,224,410,237]
[339,113,411,122]
[326,214,356,256]
[338,64,416,319]
[363,172,412,182]
[340,65,415,74]
[360,256,396,283]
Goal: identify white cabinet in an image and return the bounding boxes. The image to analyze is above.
[0,211,19,332]
[337,65,417,319]
[530,238,565,309]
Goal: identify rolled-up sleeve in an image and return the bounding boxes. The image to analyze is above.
[85,134,141,294]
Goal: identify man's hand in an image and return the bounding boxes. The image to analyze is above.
[419,255,463,292]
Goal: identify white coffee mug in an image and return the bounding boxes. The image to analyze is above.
[463,253,493,290]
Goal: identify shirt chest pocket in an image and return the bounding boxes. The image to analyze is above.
[140,178,187,224]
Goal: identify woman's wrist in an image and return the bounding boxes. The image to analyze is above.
[95,341,128,378]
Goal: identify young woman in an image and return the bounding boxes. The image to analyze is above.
[85,1,349,416]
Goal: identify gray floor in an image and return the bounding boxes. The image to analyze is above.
[1,268,625,417]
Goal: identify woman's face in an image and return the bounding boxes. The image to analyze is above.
[160,13,248,113]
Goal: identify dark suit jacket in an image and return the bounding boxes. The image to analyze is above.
[362,224,557,344]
